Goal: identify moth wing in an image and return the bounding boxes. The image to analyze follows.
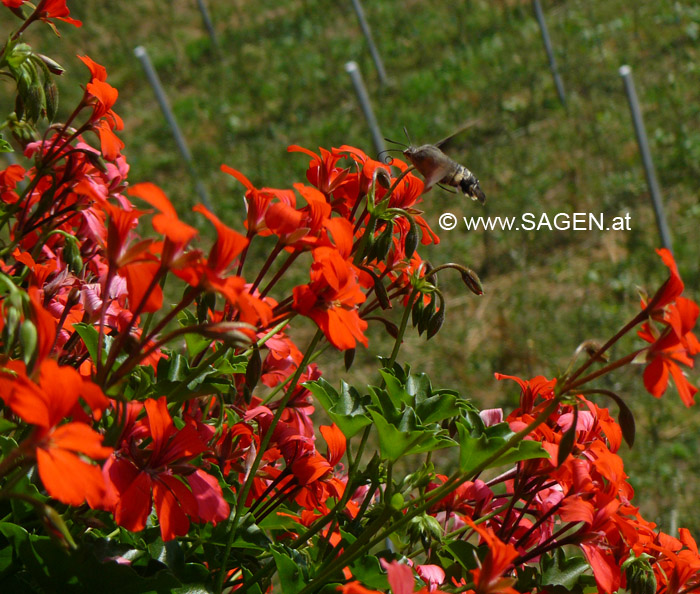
[433,119,481,150]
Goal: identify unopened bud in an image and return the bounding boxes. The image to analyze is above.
[43,79,58,121]
[2,305,21,353]
[404,217,419,259]
[344,347,355,371]
[374,167,392,190]
[245,347,262,391]
[26,83,44,122]
[200,322,255,347]
[426,306,445,340]
[19,319,37,365]
[42,505,77,550]
[622,553,656,594]
[35,54,65,75]
[461,268,483,296]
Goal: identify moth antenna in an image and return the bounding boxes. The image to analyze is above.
[403,126,414,146]
[383,137,408,149]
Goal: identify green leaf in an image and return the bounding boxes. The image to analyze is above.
[0,135,12,153]
[0,418,17,433]
[541,549,591,589]
[306,379,372,438]
[457,420,548,473]
[445,540,479,570]
[73,322,101,365]
[378,369,413,407]
[270,545,306,594]
[349,555,389,589]
[415,392,461,424]
[368,409,453,461]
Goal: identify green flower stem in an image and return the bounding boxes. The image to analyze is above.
[215,329,323,594]
[386,287,419,371]
[259,249,300,298]
[561,292,662,391]
[101,265,168,379]
[302,395,563,590]
[352,213,376,266]
[295,504,393,594]
[250,241,283,293]
[444,502,512,539]
[562,349,642,393]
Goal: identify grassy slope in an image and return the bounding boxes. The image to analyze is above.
[3,0,700,530]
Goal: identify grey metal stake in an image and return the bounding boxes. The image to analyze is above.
[532,0,566,107]
[133,45,212,209]
[350,0,388,86]
[619,65,673,252]
[345,61,386,158]
[196,0,220,51]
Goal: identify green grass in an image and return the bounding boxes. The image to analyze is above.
[3,0,700,532]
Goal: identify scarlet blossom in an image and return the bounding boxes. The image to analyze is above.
[640,325,698,406]
[293,246,368,350]
[288,145,351,196]
[0,164,25,204]
[495,373,557,414]
[127,182,198,266]
[268,422,347,514]
[0,359,111,506]
[638,294,699,406]
[192,204,248,273]
[649,248,684,309]
[465,519,519,594]
[221,164,295,236]
[35,0,82,28]
[102,397,229,541]
[78,56,123,159]
[337,583,382,594]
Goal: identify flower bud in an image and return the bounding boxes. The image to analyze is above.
[460,268,483,296]
[245,347,262,391]
[1,305,21,354]
[35,54,65,75]
[42,505,77,550]
[404,217,419,259]
[374,167,392,190]
[427,306,445,340]
[344,347,355,371]
[43,79,59,121]
[622,554,656,594]
[19,319,38,365]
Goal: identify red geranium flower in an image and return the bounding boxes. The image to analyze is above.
[102,397,229,541]
[293,245,368,350]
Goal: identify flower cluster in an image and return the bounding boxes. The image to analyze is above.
[0,3,698,594]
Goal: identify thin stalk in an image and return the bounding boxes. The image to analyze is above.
[215,330,323,594]
[300,395,563,589]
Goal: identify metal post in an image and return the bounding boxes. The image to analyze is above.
[196,0,220,51]
[532,0,566,107]
[133,46,212,209]
[350,0,388,86]
[345,61,386,158]
[619,65,673,252]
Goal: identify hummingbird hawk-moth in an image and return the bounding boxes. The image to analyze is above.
[385,125,486,204]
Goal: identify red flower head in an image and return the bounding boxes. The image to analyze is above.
[293,245,368,350]
[0,359,111,507]
[102,397,230,541]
